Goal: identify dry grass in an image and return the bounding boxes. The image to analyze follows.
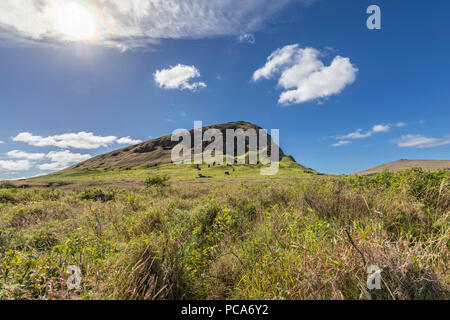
[0,169,448,300]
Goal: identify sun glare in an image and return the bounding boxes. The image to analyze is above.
[52,1,97,41]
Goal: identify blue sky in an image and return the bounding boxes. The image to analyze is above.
[0,0,449,179]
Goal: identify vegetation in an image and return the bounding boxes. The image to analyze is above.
[143,175,171,188]
[0,167,448,300]
[79,188,114,202]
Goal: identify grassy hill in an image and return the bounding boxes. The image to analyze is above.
[19,156,315,188]
[357,160,450,175]
[70,121,289,170]
[0,123,448,301]
[15,120,317,188]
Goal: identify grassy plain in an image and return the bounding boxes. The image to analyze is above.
[0,161,448,300]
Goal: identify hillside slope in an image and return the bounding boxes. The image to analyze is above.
[357,159,450,175]
[70,121,289,170]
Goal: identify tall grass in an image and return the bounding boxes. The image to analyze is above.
[0,168,448,300]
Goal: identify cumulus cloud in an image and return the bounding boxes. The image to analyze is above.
[0,160,32,171]
[337,124,391,140]
[37,163,66,171]
[253,44,300,81]
[252,44,357,105]
[4,149,91,171]
[0,140,4,144]
[12,132,116,149]
[2,131,141,176]
[12,131,141,149]
[6,150,46,160]
[0,0,308,50]
[117,136,143,145]
[154,64,206,91]
[38,150,92,170]
[332,140,351,147]
[46,150,91,164]
[395,134,450,148]
[372,124,391,133]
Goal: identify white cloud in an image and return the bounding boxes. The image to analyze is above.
[332,140,350,147]
[117,136,143,145]
[238,33,255,44]
[38,150,91,170]
[46,150,91,163]
[9,173,46,180]
[372,124,390,133]
[252,44,358,105]
[396,134,450,148]
[38,162,68,171]
[0,0,308,50]
[253,44,300,81]
[3,149,91,171]
[337,124,391,140]
[0,160,32,171]
[338,129,371,139]
[12,132,120,149]
[6,150,46,160]
[154,64,206,91]
[0,140,4,144]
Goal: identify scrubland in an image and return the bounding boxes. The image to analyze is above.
[0,165,448,300]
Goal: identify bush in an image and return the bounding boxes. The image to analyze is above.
[401,168,448,206]
[13,229,60,251]
[79,188,114,202]
[45,181,72,188]
[346,168,449,209]
[0,189,16,203]
[143,175,170,188]
[9,205,48,229]
[0,181,16,189]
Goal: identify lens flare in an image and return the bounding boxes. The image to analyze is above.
[52,1,97,41]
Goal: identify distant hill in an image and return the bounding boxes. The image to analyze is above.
[357,160,450,175]
[69,121,299,170]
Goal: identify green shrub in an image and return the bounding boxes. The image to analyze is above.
[143,175,170,188]
[45,181,72,188]
[0,181,16,189]
[401,168,448,203]
[79,188,114,202]
[346,168,449,209]
[14,229,59,251]
[0,189,16,203]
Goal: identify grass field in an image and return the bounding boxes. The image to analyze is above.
[17,156,316,187]
[0,162,448,300]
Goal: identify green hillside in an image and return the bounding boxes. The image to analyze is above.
[18,156,317,188]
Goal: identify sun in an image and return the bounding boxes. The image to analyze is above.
[52,1,97,41]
